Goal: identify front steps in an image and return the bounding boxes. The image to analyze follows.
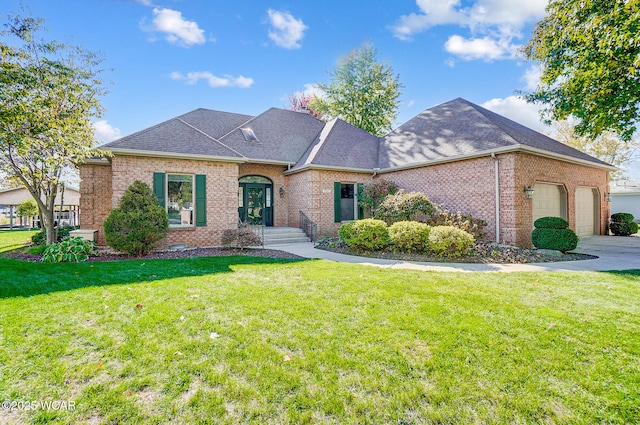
[261,227,311,245]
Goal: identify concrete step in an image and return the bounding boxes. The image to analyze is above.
[260,227,311,244]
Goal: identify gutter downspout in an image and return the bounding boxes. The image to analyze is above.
[492,153,500,244]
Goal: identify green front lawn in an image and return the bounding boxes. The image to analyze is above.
[1,255,639,424]
[0,229,38,253]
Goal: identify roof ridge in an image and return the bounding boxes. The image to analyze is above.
[217,112,261,142]
[176,118,247,158]
[102,116,180,148]
[460,99,521,147]
[304,118,338,166]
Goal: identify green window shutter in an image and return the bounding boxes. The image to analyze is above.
[153,172,165,208]
[195,174,207,227]
[357,183,364,219]
[334,182,341,223]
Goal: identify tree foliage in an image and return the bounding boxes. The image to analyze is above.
[553,121,640,179]
[523,0,640,141]
[16,199,37,218]
[552,120,638,178]
[0,14,106,244]
[310,43,403,136]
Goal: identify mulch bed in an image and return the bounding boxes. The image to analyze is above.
[2,247,304,262]
[315,238,597,264]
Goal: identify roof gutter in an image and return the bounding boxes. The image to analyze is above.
[106,148,246,163]
[376,145,617,173]
[283,163,374,175]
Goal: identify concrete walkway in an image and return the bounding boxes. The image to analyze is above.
[265,235,640,272]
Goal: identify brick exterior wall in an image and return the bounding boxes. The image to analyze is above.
[385,156,498,241]
[288,169,372,237]
[238,164,289,227]
[80,152,608,248]
[79,163,113,245]
[380,153,609,247]
[512,153,609,246]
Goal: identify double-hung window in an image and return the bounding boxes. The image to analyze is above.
[153,172,207,227]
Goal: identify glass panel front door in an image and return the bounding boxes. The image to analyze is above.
[238,181,273,226]
[246,186,264,225]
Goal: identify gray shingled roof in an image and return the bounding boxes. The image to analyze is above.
[218,108,326,163]
[379,98,611,169]
[292,118,379,171]
[103,116,244,159]
[103,99,611,171]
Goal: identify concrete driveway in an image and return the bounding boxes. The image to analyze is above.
[266,235,640,273]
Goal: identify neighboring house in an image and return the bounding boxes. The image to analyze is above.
[80,98,614,247]
[0,186,81,228]
[610,181,640,221]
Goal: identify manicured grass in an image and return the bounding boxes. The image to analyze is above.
[0,255,639,424]
[0,229,38,253]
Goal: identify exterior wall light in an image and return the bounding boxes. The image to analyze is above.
[279,187,285,197]
[605,193,611,202]
[524,186,535,199]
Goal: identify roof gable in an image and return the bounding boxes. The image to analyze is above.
[293,118,379,171]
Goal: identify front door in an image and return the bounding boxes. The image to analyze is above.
[238,182,273,226]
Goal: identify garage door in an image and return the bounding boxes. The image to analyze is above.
[532,183,564,223]
[575,187,597,236]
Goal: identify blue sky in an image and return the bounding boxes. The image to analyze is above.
[4,0,638,177]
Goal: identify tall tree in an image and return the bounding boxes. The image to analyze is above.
[310,43,403,136]
[0,15,106,244]
[552,120,639,179]
[523,0,640,141]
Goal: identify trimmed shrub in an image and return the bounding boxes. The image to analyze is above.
[428,226,475,258]
[41,236,97,263]
[532,216,578,252]
[375,190,437,224]
[221,229,262,248]
[611,212,634,223]
[338,219,389,251]
[610,221,639,236]
[103,180,169,256]
[338,221,357,245]
[534,216,570,229]
[609,212,638,236]
[31,225,79,245]
[388,221,431,253]
[426,209,487,240]
[532,228,579,252]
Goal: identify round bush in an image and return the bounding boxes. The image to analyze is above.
[338,221,357,245]
[610,221,639,236]
[531,228,578,252]
[428,226,475,258]
[611,212,634,223]
[388,221,431,253]
[339,219,389,251]
[375,190,437,224]
[534,216,569,229]
[103,180,169,256]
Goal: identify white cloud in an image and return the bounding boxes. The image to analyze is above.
[391,0,547,61]
[171,71,254,88]
[266,9,308,49]
[481,96,549,133]
[444,34,516,61]
[93,120,122,143]
[145,8,206,47]
[522,65,542,91]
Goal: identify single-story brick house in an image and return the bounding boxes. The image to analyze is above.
[80,98,614,247]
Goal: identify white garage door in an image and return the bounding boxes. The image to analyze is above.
[575,187,597,236]
[532,183,564,223]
